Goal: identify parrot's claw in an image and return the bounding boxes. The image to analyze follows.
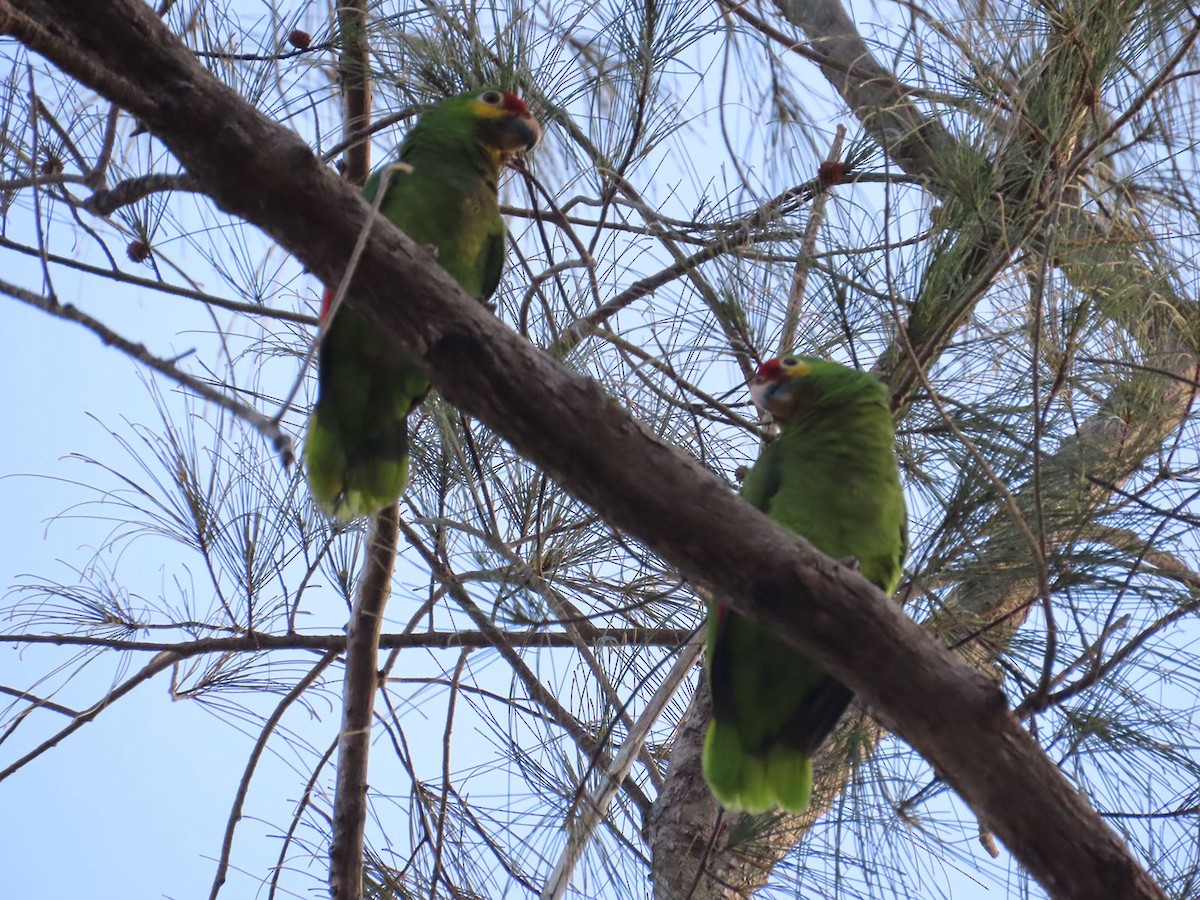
[422,242,439,259]
[838,556,861,572]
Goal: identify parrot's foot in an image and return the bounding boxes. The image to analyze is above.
[838,556,861,572]
[422,242,439,259]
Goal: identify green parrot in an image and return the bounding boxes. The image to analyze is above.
[305,89,542,519]
[702,356,907,813]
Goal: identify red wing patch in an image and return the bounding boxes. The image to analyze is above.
[320,286,333,321]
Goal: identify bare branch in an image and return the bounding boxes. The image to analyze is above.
[82,171,201,215]
[780,124,845,354]
[0,648,181,783]
[0,628,693,653]
[329,507,398,900]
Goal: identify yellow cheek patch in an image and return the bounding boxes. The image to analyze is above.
[471,99,510,120]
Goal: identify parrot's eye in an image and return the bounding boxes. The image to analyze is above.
[481,90,503,105]
[781,356,798,368]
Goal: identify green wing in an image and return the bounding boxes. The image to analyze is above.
[703,360,906,813]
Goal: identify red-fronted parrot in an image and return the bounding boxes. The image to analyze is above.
[703,356,907,813]
[305,89,541,519]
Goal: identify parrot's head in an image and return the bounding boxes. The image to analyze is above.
[415,88,542,166]
[750,356,885,421]
[410,88,547,170]
[469,89,542,155]
[397,89,541,181]
[749,356,809,419]
[410,89,541,171]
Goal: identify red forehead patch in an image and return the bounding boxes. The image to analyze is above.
[755,358,785,380]
[502,92,531,116]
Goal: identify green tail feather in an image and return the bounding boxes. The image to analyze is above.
[304,405,410,520]
[702,718,813,814]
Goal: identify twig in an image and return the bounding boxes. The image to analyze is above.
[0,627,694,653]
[780,125,845,354]
[398,519,655,817]
[0,171,90,191]
[26,73,54,297]
[0,649,181,783]
[548,174,824,361]
[0,685,78,746]
[0,234,316,324]
[0,683,77,717]
[430,649,469,896]
[191,41,335,63]
[0,276,295,463]
[267,737,339,900]
[336,0,371,186]
[90,104,121,188]
[320,106,418,164]
[82,171,201,215]
[32,95,90,173]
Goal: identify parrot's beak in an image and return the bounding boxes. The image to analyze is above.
[498,92,542,152]
[749,370,784,414]
[503,113,542,153]
[749,358,807,418]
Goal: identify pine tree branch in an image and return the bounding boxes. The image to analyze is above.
[761,0,969,178]
[329,507,398,900]
[2,2,1169,897]
[82,171,201,214]
[0,628,693,653]
[770,0,1194,410]
[780,125,845,354]
[335,0,370,185]
[0,234,317,323]
[398,519,656,816]
[541,631,704,900]
[324,10,390,897]
[0,646,182,783]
